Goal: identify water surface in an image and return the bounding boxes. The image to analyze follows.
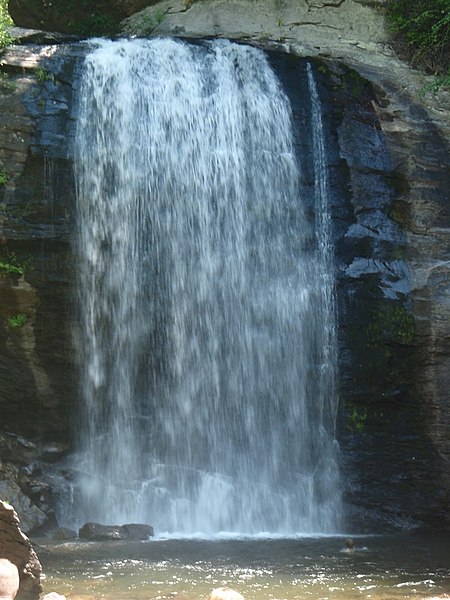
[38,535,450,600]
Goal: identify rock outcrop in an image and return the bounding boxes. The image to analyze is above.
[0,40,80,442]
[0,501,42,600]
[0,434,67,534]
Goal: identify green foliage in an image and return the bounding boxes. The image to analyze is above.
[0,164,8,185]
[386,0,450,87]
[50,0,124,36]
[70,11,120,37]
[367,305,416,347]
[130,9,166,35]
[0,71,15,93]
[0,0,12,50]
[0,251,26,277]
[34,67,53,83]
[347,403,368,432]
[6,313,28,328]
[420,71,450,94]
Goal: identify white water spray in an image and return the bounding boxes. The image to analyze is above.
[72,38,341,535]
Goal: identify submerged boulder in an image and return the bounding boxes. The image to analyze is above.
[79,522,154,541]
[50,527,77,541]
[122,523,155,540]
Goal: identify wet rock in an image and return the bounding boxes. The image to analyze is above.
[39,443,70,462]
[0,42,81,441]
[51,527,77,541]
[0,434,62,534]
[0,501,42,600]
[78,522,126,541]
[0,465,48,534]
[79,522,154,541]
[122,523,155,540]
[0,435,37,465]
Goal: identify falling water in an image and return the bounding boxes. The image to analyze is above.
[73,38,341,535]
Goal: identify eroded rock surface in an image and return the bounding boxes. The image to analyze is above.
[0,501,42,600]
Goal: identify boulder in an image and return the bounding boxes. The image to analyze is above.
[79,522,154,541]
[0,559,19,600]
[78,522,126,541]
[51,528,77,541]
[208,589,244,600]
[0,501,42,600]
[122,523,155,540]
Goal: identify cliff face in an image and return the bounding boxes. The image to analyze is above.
[0,44,80,441]
[1,0,449,532]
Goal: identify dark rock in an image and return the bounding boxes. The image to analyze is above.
[39,443,70,462]
[78,522,154,541]
[122,523,154,540]
[0,434,37,465]
[8,0,126,36]
[0,464,48,534]
[51,527,77,541]
[78,522,127,541]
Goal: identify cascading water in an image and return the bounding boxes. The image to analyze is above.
[72,37,342,535]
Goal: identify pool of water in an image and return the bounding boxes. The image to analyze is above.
[36,534,450,600]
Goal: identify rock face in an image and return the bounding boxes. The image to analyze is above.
[0,501,42,600]
[0,433,67,534]
[0,0,449,532]
[0,42,80,442]
[7,0,126,35]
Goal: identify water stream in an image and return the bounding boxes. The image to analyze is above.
[72,38,341,535]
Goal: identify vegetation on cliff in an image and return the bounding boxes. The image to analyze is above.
[0,0,12,49]
[386,0,450,89]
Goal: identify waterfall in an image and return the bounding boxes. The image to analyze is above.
[72,38,342,535]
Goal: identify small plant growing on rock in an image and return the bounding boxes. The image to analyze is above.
[0,0,12,50]
[346,403,368,432]
[6,313,28,328]
[128,8,167,36]
[0,251,26,277]
[0,71,15,93]
[34,67,53,83]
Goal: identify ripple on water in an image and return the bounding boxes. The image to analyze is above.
[38,535,450,600]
